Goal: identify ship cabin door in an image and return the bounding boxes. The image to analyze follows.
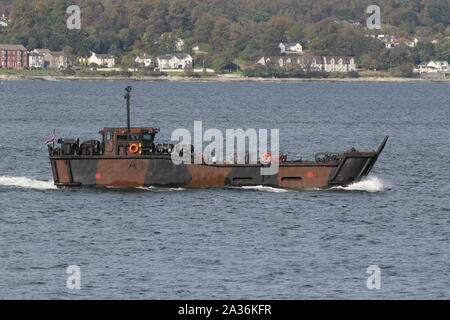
[142,132,156,149]
[103,129,114,153]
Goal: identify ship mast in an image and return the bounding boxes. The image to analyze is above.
[124,86,132,132]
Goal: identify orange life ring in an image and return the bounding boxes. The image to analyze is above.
[261,152,272,163]
[128,144,139,154]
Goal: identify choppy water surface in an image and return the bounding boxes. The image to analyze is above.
[0,80,449,299]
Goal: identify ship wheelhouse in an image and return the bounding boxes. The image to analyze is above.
[100,127,161,156]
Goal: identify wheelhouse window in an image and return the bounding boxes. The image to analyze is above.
[117,134,140,140]
[130,135,140,140]
[143,134,153,140]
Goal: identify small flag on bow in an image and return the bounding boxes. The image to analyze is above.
[44,135,56,145]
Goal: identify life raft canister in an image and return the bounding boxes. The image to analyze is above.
[128,144,140,154]
[261,152,272,163]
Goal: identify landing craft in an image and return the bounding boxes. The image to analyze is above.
[48,87,388,189]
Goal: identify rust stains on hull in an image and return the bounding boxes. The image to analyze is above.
[186,164,233,188]
[48,121,388,189]
[50,154,377,189]
[47,87,388,191]
[54,160,71,184]
[277,166,334,189]
[96,159,149,187]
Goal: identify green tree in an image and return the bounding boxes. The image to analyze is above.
[287,22,304,42]
[416,42,435,62]
[211,51,234,73]
[435,38,450,61]
[1,0,448,71]
[391,63,414,77]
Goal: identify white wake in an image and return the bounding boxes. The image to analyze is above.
[331,176,389,193]
[0,176,57,190]
[0,176,389,193]
[239,185,291,193]
[138,186,186,192]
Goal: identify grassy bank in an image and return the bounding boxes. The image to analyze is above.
[0,69,445,82]
[0,68,422,79]
[358,70,395,78]
[0,69,61,76]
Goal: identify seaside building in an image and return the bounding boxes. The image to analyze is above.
[156,53,193,70]
[88,52,116,68]
[50,51,68,69]
[33,49,52,68]
[32,49,68,69]
[135,54,153,67]
[415,61,450,73]
[28,51,45,69]
[0,44,28,69]
[256,55,357,73]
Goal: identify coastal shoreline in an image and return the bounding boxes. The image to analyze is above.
[0,74,448,83]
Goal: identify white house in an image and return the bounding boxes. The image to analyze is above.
[257,55,357,73]
[33,49,51,68]
[279,42,303,54]
[393,38,415,48]
[157,53,193,70]
[322,57,357,72]
[0,14,8,27]
[135,54,153,67]
[50,51,68,69]
[416,61,449,73]
[192,45,209,55]
[32,49,68,69]
[88,52,115,68]
[375,35,397,48]
[28,51,45,69]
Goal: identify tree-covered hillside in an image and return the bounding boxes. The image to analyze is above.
[0,0,449,70]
